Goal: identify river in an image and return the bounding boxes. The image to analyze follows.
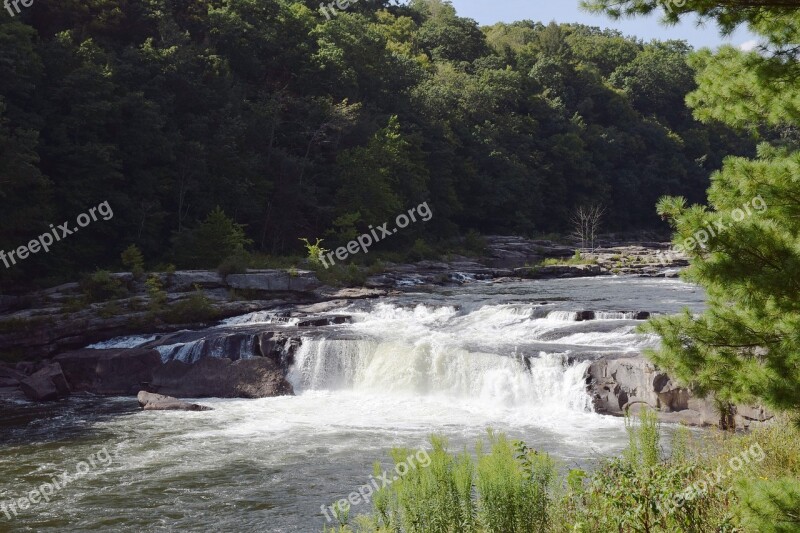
[0,276,705,532]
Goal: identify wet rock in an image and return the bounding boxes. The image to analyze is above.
[55,348,162,395]
[151,357,294,399]
[257,332,302,368]
[19,362,70,402]
[137,391,212,411]
[586,355,774,428]
[296,316,351,328]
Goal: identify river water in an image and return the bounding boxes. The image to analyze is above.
[0,276,705,532]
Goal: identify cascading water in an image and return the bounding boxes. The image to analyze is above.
[284,301,649,414]
[2,276,707,533]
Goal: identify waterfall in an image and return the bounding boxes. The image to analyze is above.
[288,339,593,411]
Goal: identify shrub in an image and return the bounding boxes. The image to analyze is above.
[315,263,366,287]
[172,206,252,268]
[218,251,251,277]
[407,238,436,262]
[145,275,167,312]
[300,238,329,267]
[80,270,128,303]
[331,411,800,533]
[464,230,488,255]
[121,244,145,280]
[161,290,218,324]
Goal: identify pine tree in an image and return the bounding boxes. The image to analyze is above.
[586,0,800,414]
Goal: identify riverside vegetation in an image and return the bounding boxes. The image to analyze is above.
[326,410,800,533]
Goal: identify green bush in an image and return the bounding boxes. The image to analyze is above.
[172,206,252,268]
[407,238,436,262]
[80,270,129,303]
[464,230,488,255]
[315,263,366,287]
[161,290,218,324]
[300,238,330,267]
[121,244,145,280]
[218,251,251,277]
[328,411,800,533]
[145,274,167,312]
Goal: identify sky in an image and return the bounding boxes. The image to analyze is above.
[449,0,759,50]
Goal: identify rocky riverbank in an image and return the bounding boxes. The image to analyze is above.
[0,236,732,427]
[0,306,769,428]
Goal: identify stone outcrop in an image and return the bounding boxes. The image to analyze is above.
[150,357,293,399]
[586,355,773,428]
[19,362,71,402]
[137,391,212,411]
[226,270,321,292]
[55,348,162,395]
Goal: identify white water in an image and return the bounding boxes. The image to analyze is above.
[1,277,706,532]
[86,334,157,349]
[219,310,300,327]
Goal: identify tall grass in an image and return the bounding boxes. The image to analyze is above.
[326,411,800,532]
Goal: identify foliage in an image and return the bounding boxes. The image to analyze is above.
[315,263,367,288]
[145,274,167,312]
[172,207,253,269]
[161,290,218,325]
[217,251,251,278]
[463,230,488,255]
[79,270,128,303]
[330,412,800,532]
[589,0,800,415]
[539,252,597,267]
[0,1,758,288]
[300,238,330,267]
[121,245,145,280]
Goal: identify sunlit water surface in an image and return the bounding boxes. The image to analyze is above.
[0,276,705,532]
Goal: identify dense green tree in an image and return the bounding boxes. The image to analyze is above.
[0,0,758,289]
[585,0,800,413]
[172,206,252,268]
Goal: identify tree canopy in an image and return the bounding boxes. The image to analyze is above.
[0,0,756,288]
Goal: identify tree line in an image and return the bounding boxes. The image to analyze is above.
[0,0,757,288]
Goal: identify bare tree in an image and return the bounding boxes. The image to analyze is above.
[571,204,605,252]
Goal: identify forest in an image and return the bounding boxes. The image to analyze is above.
[0,0,757,287]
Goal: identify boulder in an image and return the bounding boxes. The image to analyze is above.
[137,391,212,411]
[586,354,774,428]
[296,316,351,328]
[587,356,689,416]
[55,348,162,395]
[19,362,70,402]
[257,332,302,368]
[151,357,293,398]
